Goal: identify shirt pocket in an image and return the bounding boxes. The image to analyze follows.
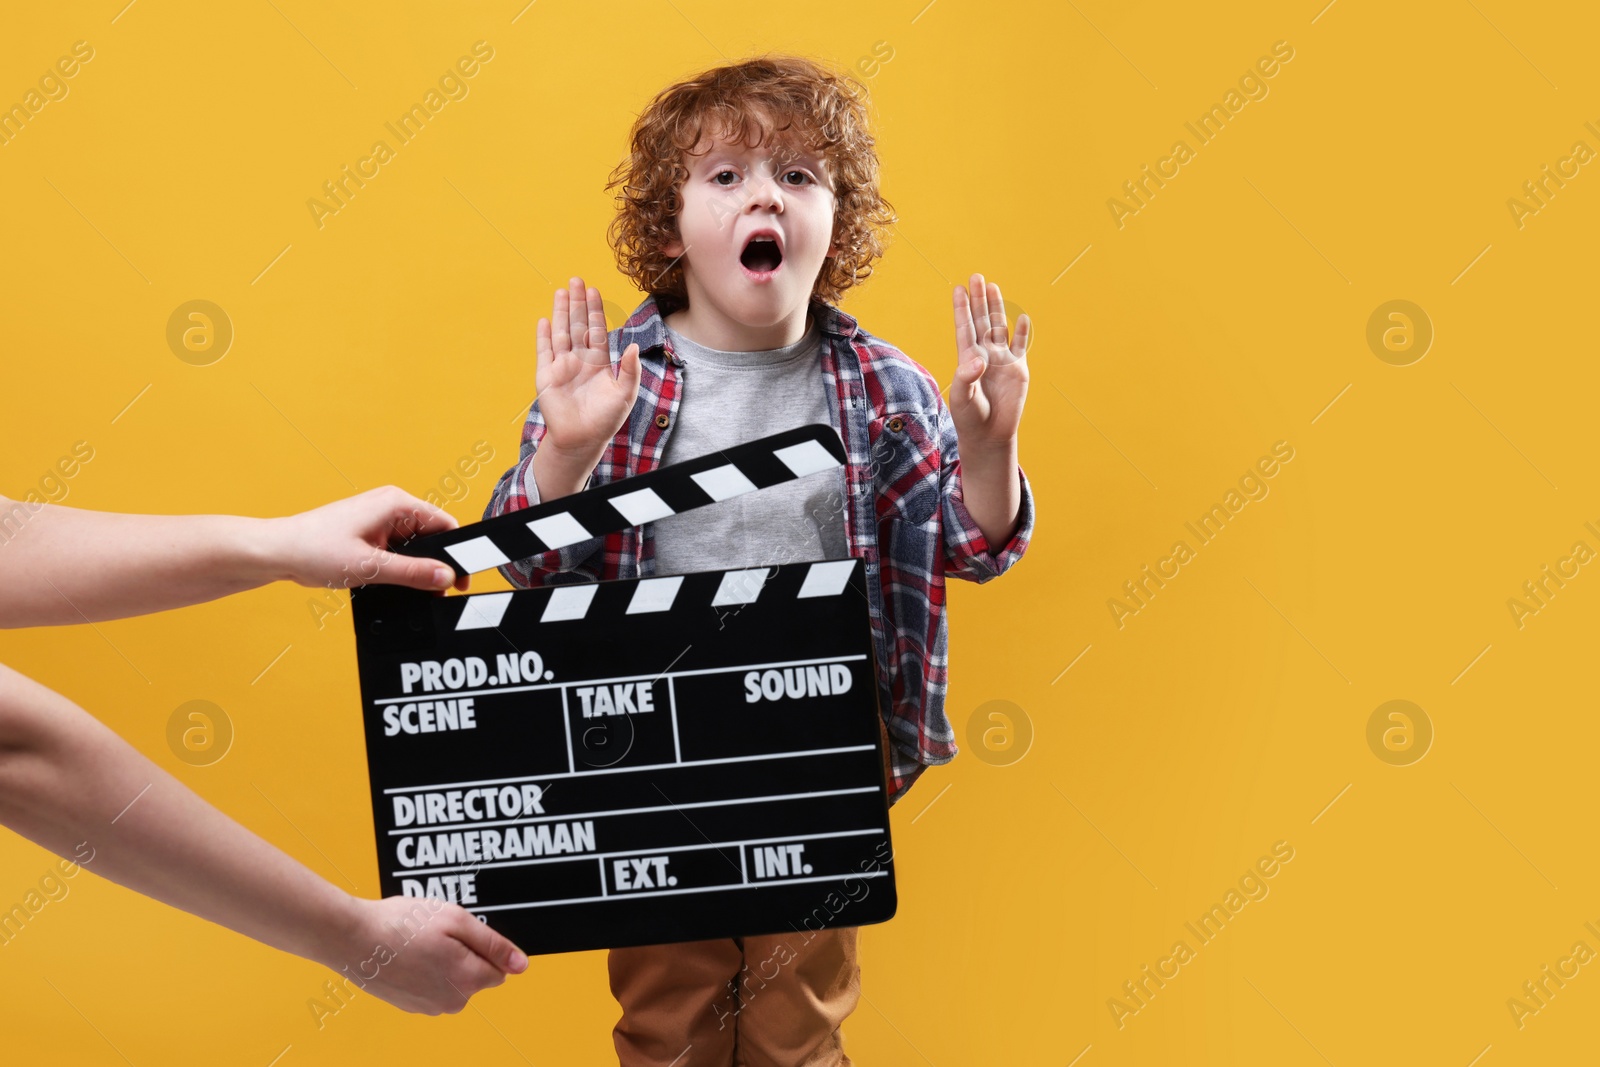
[866,410,939,525]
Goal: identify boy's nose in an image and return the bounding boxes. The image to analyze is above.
[742,168,785,213]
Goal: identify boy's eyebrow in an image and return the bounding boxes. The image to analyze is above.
[693,141,828,173]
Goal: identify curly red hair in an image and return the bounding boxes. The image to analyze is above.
[606,54,897,316]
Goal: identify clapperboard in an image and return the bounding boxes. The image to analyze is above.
[349,424,896,955]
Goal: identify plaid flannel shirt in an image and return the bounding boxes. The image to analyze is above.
[484,295,1035,803]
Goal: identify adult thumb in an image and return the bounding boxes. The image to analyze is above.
[454,909,529,974]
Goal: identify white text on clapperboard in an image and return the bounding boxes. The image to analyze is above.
[380,646,874,909]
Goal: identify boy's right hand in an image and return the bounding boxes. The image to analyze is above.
[534,277,642,459]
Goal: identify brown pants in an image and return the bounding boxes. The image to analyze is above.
[609,927,861,1067]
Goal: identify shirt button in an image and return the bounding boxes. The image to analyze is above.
[655,413,670,428]
[887,415,905,433]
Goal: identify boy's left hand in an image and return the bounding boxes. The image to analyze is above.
[949,273,1030,450]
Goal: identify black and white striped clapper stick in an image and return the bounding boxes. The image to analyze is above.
[350,422,896,955]
[396,422,851,578]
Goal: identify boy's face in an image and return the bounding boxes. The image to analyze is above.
[663,123,840,330]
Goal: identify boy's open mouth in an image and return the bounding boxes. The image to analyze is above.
[739,234,784,274]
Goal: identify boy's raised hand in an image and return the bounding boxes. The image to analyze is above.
[534,278,643,456]
[949,273,1030,450]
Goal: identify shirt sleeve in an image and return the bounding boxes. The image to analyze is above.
[935,396,1035,584]
[482,397,607,587]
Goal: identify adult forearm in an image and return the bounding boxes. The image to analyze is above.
[0,665,364,970]
[0,500,283,628]
[958,439,1023,550]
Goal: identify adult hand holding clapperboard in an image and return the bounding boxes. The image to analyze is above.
[0,487,527,1015]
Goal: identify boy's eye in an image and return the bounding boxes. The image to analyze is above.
[709,167,814,186]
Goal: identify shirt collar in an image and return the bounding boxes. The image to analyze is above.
[621,295,860,367]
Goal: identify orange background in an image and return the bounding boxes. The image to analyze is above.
[2,1,1597,1063]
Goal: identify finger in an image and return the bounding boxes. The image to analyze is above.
[437,972,479,1014]
[952,286,976,354]
[985,281,1008,347]
[453,954,510,1000]
[567,277,587,349]
[1011,314,1031,360]
[535,316,553,380]
[453,573,471,593]
[955,347,987,388]
[586,286,608,352]
[613,342,641,388]
[551,287,571,355]
[371,547,455,591]
[952,285,989,396]
[580,285,610,367]
[450,909,530,974]
[390,494,458,540]
[967,273,990,334]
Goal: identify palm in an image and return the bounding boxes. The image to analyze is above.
[535,278,641,453]
[949,274,1030,448]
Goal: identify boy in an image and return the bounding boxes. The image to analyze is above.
[485,54,1034,1065]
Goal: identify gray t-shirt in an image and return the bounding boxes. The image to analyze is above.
[649,319,849,577]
